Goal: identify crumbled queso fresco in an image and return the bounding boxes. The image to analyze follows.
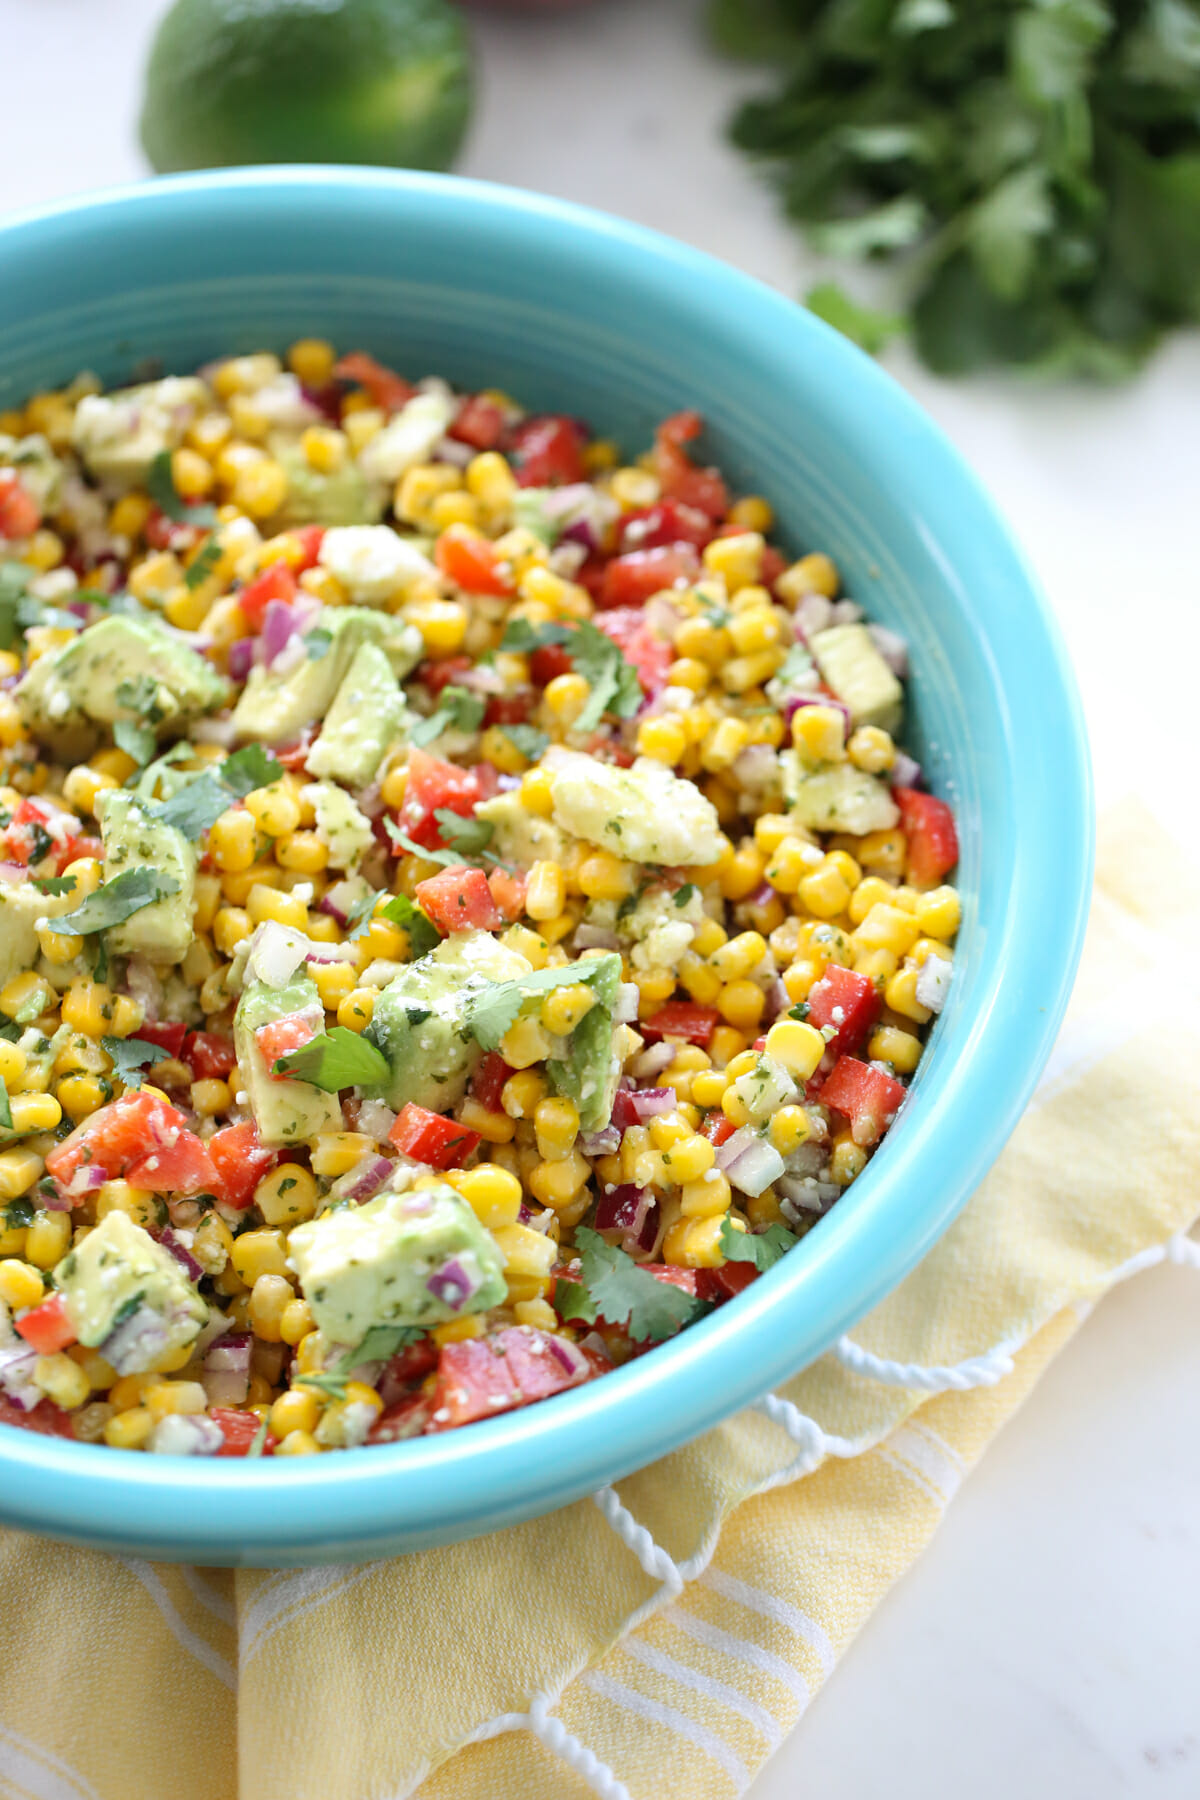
[0,344,959,1458]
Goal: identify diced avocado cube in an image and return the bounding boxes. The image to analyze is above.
[71,376,208,489]
[544,951,623,1132]
[356,392,456,488]
[809,624,904,735]
[304,642,409,789]
[97,788,197,964]
[272,441,383,528]
[234,975,343,1147]
[365,930,532,1114]
[545,751,722,867]
[781,753,900,835]
[0,432,63,510]
[287,1179,506,1346]
[230,606,421,745]
[475,790,571,868]
[54,1209,207,1352]
[15,614,229,755]
[300,780,375,872]
[0,880,76,989]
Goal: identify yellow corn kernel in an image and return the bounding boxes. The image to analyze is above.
[270,1387,323,1439]
[410,597,469,655]
[307,961,355,1013]
[664,1213,732,1267]
[500,1069,547,1120]
[308,1132,372,1180]
[86,746,137,783]
[103,1407,154,1450]
[492,1221,559,1278]
[667,657,710,694]
[830,1133,868,1185]
[254,1164,319,1227]
[167,446,212,501]
[609,466,660,509]
[728,605,784,657]
[454,1095,514,1145]
[231,456,289,518]
[526,1150,589,1209]
[230,1228,290,1285]
[728,495,774,532]
[791,704,846,764]
[716,981,765,1032]
[577,854,636,905]
[916,885,961,940]
[525,861,566,922]
[719,844,767,903]
[798,859,853,920]
[519,766,555,817]
[708,1026,747,1070]
[127,548,182,601]
[884,966,933,1025]
[58,978,110,1037]
[0,1258,44,1308]
[244,782,301,837]
[539,985,596,1039]
[287,337,336,385]
[247,1272,295,1343]
[763,1019,826,1081]
[142,1380,208,1420]
[674,617,731,666]
[854,946,900,987]
[0,1042,25,1088]
[701,717,751,773]
[853,903,921,958]
[243,885,305,932]
[636,715,687,764]
[867,1024,922,1074]
[850,828,908,877]
[499,925,548,970]
[762,836,815,896]
[676,955,721,1007]
[212,353,281,399]
[847,725,895,773]
[395,462,460,526]
[8,1092,63,1135]
[702,531,763,592]
[689,1069,729,1110]
[910,937,953,968]
[342,404,386,453]
[454,1164,523,1229]
[337,988,375,1032]
[107,491,154,539]
[68,1345,116,1392]
[769,1106,812,1156]
[279,1298,315,1346]
[209,806,258,873]
[533,1095,581,1161]
[189,1213,234,1279]
[274,831,329,876]
[300,423,347,473]
[274,1428,321,1456]
[212,906,252,957]
[465,450,517,514]
[776,552,839,603]
[476,725,526,776]
[846,875,895,924]
[61,764,116,816]
[381,760,409,807]
[720,650,780,694]
[95,1180,159,1229]
[709,931,767,984]
[658,1133,715,1184]
[542,671,590,728]
[0,693,25,747]
[678,1173,733,1218]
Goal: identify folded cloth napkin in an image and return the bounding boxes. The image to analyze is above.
[1,803,1196,1800]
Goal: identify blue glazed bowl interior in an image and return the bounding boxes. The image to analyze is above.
[0,170,1091,1564]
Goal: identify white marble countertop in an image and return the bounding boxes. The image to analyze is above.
[4,3,1199,1792]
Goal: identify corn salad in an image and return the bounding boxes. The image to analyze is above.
[0,347,959,1457]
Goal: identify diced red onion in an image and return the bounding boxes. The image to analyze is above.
[202,1332,252,1406]
[868,622,908,676]
[778,1172,835,1215]
[890,751,921,789]
[453,662,505,696]
[227,637,255,682]
[830,599,863,626]
[559,519,596,551]
[545,1335,590,1379]
[793,593,834,640]
[628,1087,675,1120]
[41,1180,76,1211]
[764,977,790,1024]
[746,880,775,910]
[318,879,357,926]
[0,862,30,885]
[261,599,299,667]
[0,1343,39,1407]
[594,1183,660,1255]
[125,955,165,1020]
[426,1256,480,1311]
[331,1153,394,1206]
[629,1042,675,1081]
[303,940,360,965]
[722,1135,786,1197]
[65,599,90,622]
[160,1227,203,1283]
[574,923,621,952]
[580,1124,621,1156]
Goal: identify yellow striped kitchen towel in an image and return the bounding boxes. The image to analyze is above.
[1,801,1197,1800]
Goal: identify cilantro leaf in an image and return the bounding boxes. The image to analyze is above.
[559,621,642,732]
[553,1277,597,1326]
[342,887,382,941]
[218,743,285,800]
[184,537,222,591]
[152,744,282,837]
[573,1227,706,1343]
[806,282,906,356]
[433,809,494,858]
[0,564,84,649]
[378,892,440,958]
[272,1027,389,1091]
[33,876,76,897]
[2,1196,34,1229]
[113,717,158,768]
[101,1035,169,1090]
[500,724,550,762]
[410,684,486,748]
[146,451,217,527]
[718,1216,799,1272]
[499,619,571,655]
[302,627,333,660]
[0,1076,11,1133]
[49,868,180,937]
[464,959,615,1054]
[673,884,697,908]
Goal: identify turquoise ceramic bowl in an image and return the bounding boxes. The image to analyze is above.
[0,170,1091,1565]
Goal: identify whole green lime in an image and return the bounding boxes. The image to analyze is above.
[140,0,473,175]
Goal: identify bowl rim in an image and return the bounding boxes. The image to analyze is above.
[0,166,1093,1563]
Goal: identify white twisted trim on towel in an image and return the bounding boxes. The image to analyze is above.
[467,1694,631,1800]
[833,1334,1022,1392]
[592,1485,685,1594]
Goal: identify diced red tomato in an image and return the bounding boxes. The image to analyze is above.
[144,511,206,554]
[703,1260,759,1300]
[805,964,881,1057]
[434,524,516,597]
[134,1019,188,1061]
[397,748,485,849]
[529,642,573,687]
[255,1011,319,1077]
[0,1395,74,1439]
[641,1002,720,1046]
[594,607,673,696]
[760,545,787,588]
[507,414,587,488]
[598,543,700,610]
[415,865,505,935]
[377,1337,440,1407]
[54,833,104,874]
[274,730,316,773]
[181,1031,237,1081]
[470,1051,514,1114]
[291,524,326,572]
[127,1129,221,1197]
[420,654,473,695]
[389,1103,480,1170]
[0,468,41,539]
[46,1090,193,1187]
[617,497,715,553]
[486,865,527,924]
[894,787,959,887]
[333,351,415,413]
[211,1409,277,1456]
[701,1113,738,1146]
[450,394,507,449]
[368,1394,434,1442]
[819,1055,907,1148]
[208,1120,278,1210]
[238,558,297,631]
[13,1293,76,1355]
[653,411,729,520]
[427,1325,596,1429]
[482,690,534,727]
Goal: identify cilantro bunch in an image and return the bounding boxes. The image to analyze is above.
[710,0,1200,377]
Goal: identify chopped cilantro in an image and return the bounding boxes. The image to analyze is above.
[113,717,158,768]
[152,743,282,837]
[410,684,486,748]
[2,1196,34,1229]
[146,450,217,527]
[33,875,77,897]
[718,1216,800,1272]
[673,883,698,908]
[571,1227,709,1343]
[464,958,617,1054]
[49,868,180,937]
[184,537,223,591]
[433,809,494,858]
[0,1076,11,1132]
[101,1035,169,1090]
[377,892,440,959]
[302,626,333,660]
[787,1002,811,1022]
[499,619,571,655]
[272,1027,390,1091]
[500,723,550,762]
[499,618,640,731]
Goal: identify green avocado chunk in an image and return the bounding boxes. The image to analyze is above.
[14,614,229,757]
[781,753,901,835]
[54,1210,207,1357]
[272,441,383,528]
[287,1179,506,1347]
[97,788,198,964]
[0,882,77,990]
[234,974,343,1148]
[230,606,421,746]
[304,641,409,789]
[544,952,624,1133]
[365,930,532,1114]
[809,624,904,735]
